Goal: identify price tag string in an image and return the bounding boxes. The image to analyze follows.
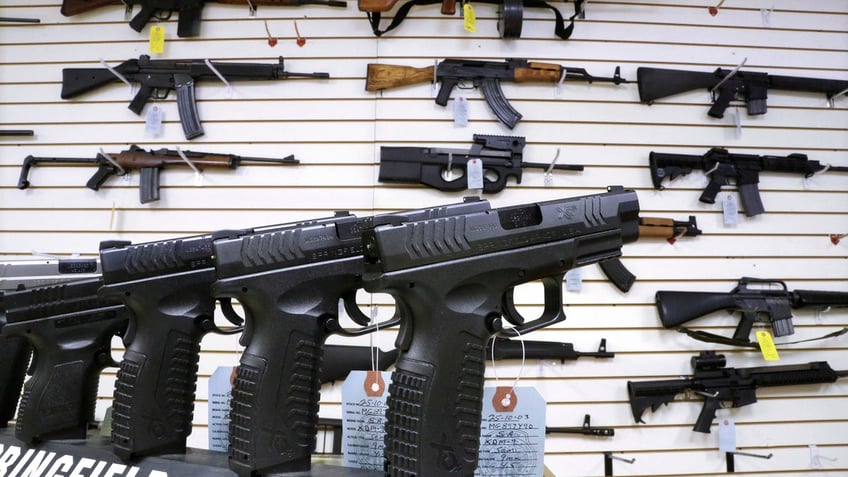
[490,328,527,397]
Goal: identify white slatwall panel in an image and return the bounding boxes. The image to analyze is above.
[1,0,847,475]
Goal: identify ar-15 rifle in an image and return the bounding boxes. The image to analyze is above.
[0,257,102,429]
[1,278,128,444]
[379,134,583,193]
[366,58,629,129]
[599,216,701,292]
[211,198,493,476]
[361,186,639,475]
[18,145,298,204]
[628,351,848,433]
[61,0,346,38]
[359,0,584,39]
[637,66,848,119]
[61,55,329,139]
[656,277,848,347]
[650,148,848,217]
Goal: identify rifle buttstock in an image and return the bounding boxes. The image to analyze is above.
[365,64,435,91]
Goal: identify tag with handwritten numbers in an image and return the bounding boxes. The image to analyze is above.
[342,370,391,470]
[477,386,546,476]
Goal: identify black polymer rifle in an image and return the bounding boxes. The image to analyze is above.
[599,216,701,292]
[19,145,298,204]
[656,277,848,348]
[0,257,102,429]
[650,147,848,217]
[61,0,346,38]
[97,235,244,460]
[637,66,848,119]
[61,55,330,140]
[211,198,493,476]
[366,58,629,129]
[628,351,848,433]
[379,134,583,193]
[1,278,128,444]
[361,186,639,475]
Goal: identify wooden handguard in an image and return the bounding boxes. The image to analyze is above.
[513,63,564,83]
[61,0,121,16]
[365,63,436,91]
[638,217,676,237]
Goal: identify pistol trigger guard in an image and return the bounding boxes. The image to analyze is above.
[500,275,566,336]
[218,297,245,326]
[341,290,372,327]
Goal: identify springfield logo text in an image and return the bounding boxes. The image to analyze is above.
[0,443,168,477]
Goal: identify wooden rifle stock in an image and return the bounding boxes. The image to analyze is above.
[358,0,455,13]
[365,63,435,91]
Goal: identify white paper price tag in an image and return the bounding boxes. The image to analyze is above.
[467,158,484,190]
[207,366,234,452]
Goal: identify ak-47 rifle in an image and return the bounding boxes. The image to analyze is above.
[61,0,346,37]
[18,145,298,204]
[379,134,583,193]
[366,58,629,129]
[599,216,701,292]
[61,55,329,139]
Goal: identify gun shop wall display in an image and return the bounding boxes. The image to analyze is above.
[0,0,846,476]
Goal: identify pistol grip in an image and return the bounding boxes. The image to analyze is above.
[229,341,322,476]
[385,315,489,475]
[16,358,100,444]
[112,334,201,460]
[0,337,31,428]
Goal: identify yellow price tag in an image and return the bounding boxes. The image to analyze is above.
[149,26,165,54]
[463,2,476,32]
[756,330,780,361]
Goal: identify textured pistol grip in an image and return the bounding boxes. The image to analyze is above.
[229,339,323,476]
[385,330,487,475]
[112,332,200,460]
[0,337,31,427]
[16,358,99,444]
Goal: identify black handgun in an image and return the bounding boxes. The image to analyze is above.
[361,186,639,475]
[211,197,492,476]
[1,278,127,444]
[98,235,242,460]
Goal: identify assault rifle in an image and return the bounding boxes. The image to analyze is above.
[1,278,128,444]
[18,145,298,204]
[637,66,848,119]
[379,134,583,193]
[361,186,639,475]
[61,0,347,38]
[366,59,629,128]
[61,55,329,139]
[628,351,848,433]
[211,198,493,475]
[359,0,585,39]
[656,277,848,347]
[599,216,701,292]
[650,148,848,216]
[0,257,102,429]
